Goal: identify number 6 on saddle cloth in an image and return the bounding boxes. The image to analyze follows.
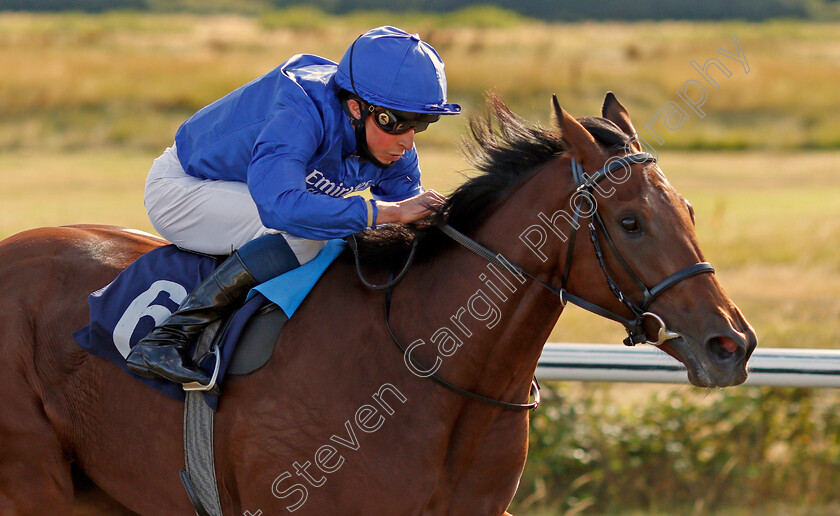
[72,240,345,409]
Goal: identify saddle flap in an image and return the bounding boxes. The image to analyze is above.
[190,301,288,378]
[227,304,288,375]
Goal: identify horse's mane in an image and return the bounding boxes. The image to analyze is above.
[339,94,630,269]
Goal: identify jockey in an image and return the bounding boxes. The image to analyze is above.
[126,26,461,386]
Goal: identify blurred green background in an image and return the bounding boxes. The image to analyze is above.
[1,3,838,515]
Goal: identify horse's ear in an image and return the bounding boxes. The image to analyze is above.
[552,94,607,171]
[601,92,642,151]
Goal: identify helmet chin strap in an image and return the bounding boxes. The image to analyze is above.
[344,100,395,170]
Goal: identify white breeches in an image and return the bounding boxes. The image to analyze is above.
[144,144,325,264]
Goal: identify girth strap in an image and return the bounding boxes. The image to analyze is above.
[180,391,222,516]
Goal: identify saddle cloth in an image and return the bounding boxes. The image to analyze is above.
[72,240,344,410]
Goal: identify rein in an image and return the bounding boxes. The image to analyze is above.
[349,152,714,411]
[346,232,421,291]
[385,280,541,411]
[348,233,540,411]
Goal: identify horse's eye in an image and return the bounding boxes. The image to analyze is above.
[621,217,641,233]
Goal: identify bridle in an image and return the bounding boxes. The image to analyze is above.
[349,152,715,410]
[442,153,715,347]
[557,153,716,346]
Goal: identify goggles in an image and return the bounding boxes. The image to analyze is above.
[367,104,440,134]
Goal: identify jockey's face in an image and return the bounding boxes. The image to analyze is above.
[364,114,415,165]
[346,98,416,166]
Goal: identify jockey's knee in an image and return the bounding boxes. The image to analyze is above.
[237,233,309,282]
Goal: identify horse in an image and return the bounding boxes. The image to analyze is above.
[0,93,756,515]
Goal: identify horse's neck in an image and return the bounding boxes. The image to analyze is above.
[402,253,560,400]
[399,160,573,412]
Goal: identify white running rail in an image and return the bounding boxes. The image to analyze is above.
[537,343,840,388]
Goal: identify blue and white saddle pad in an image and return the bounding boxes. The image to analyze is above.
[73,239,345,409]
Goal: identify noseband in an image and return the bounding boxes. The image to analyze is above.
[440,152,715,348]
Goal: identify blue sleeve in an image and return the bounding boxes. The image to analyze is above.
[247,113,370,240]
[370,148,424,202]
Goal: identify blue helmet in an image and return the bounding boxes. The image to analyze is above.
[335,26,461,116]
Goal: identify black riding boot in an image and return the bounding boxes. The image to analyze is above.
[126,251,257,385]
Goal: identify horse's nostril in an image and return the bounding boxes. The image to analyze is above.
[719,336,738,354]
[709,336,738,361]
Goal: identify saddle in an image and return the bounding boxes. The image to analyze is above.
[191,300,288,381]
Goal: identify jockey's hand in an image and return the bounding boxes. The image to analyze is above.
[375,189,447,225]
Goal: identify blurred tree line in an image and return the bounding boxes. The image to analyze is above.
[4,0,840,21]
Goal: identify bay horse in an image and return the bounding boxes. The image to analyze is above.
[0,93,755,515]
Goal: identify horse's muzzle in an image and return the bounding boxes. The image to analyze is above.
[665,327,755,388]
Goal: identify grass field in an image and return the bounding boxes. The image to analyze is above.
[1,12,839,515]
[2,13,840,151]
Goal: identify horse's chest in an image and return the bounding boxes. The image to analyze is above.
[408,441,527,515]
